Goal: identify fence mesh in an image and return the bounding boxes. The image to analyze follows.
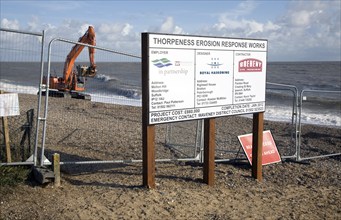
[299,90,341,159]
[164,120,201,160]
[0,29,43,163]
[264,86,298,158]
[2,28,339,165]
[41,39,194,165]
[41,39,142,165]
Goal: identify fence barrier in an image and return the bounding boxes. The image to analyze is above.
[1,28,339,168]
[164,120,202,162]
[298,89,341,160]
[38,37,142,167]
[265,82,299,160]
[165,84,340,163]
[0,28,45,166]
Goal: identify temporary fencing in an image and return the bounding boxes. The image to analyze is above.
[0,28,45,165]
[38,36,205,167]
[164,120,202,162]
[165,83,340,163]
[265,82,299,160]
[166,82,301,163]
[298,89,341,160]
[1,28,339,168]
[38,37,143,166]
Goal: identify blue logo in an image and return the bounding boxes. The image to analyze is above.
[152,58,172,68]
[207,58,223,68]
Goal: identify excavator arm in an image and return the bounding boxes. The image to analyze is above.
[62,25,97,90]
[44,25,97,99]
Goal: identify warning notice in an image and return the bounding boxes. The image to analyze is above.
[146,33,268,124]
[0,93,20,117]
[238,130,281,165]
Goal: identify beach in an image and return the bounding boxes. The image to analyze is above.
[1,94,340,219]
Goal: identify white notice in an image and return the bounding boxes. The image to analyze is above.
[0,93,20,117]
[146,33,267,124]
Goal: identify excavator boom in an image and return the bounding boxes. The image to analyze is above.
[45,26,97,99]
[63,26,97,89]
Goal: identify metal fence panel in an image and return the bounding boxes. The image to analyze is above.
[0,28,44,165]
[164,120,201,161]
[39,38,142,166]
[265,83,299,159]
[213,82,298,162]
[39,37,201,167]
[298,90,341,160]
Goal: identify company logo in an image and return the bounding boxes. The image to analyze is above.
[174,61,192,66]
[152,58,172,68]
[239,58,262,72]
[207,57,223,69]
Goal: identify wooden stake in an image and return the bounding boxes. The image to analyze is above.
[52,153,61,187]
[203,118,215,186]
[252,112,264,181]
[1,90,11,163]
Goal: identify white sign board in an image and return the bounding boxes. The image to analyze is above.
[146,33,267,124]
[0,93,20,117]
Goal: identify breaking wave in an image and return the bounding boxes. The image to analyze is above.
[94,73,118,82]
[107,87,141,100]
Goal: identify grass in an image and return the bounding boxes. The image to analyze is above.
[0,166,31,186]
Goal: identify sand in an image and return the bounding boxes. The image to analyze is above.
[0,94,340,219]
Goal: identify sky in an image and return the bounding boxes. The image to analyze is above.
[1,0,340,62]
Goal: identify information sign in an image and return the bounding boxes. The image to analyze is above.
[147,33,267,124]
[0,93,20,117]
[238,130,281,165]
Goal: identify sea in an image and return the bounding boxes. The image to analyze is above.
[0,61,340,127]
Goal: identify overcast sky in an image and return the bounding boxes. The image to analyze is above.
[1,0,340,61]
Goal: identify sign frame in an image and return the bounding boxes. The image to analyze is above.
[142,32,267,188]
[145,32,268,125]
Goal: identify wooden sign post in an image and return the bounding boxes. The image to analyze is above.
[142,33,156,188]
[252,112,264,181]
[203,118,215,186]
[142,124,156,188]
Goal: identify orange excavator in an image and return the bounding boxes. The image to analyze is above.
[45,26,97,99]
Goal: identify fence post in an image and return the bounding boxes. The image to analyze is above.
[52,153,61,187]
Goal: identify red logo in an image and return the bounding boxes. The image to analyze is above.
[239,58,262,72]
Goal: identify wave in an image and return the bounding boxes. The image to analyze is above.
[105,87,141,100]
[264,105,340,127]
[90,94,141,107]
[0,81,38,94]
[94,73,118,82]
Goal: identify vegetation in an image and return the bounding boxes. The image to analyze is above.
[0,166,30,186]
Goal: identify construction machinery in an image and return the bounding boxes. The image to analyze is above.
[44,26,97,99]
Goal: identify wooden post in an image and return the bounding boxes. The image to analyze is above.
[203,118,215,186]
[252,112,264,181]
[1,90,11,163]
[142,125,156,188]
[141,33,156,188]
[52,153,61,187]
